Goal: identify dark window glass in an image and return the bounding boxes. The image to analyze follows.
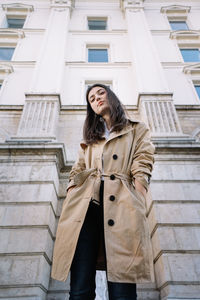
[0,48,15,60]
[88,20,107,30]
[195,85,200,98]
[7,18,25,28]
[88,49,108,62]
[169,21,188,30]
[180,49,200,62]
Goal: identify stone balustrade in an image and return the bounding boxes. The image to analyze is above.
[139,94,183,136]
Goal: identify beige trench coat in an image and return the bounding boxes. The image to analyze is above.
[51,119,155,283]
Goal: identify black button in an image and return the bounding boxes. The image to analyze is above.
[110,174,115,180]
[113,154,118,160]
[108,219,114,226]
[109,195,115,201]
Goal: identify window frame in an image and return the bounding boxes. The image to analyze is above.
[1,3,34,29]
[169,20,189,31]
[87,45,109,63]
[6,16,26,29]
[87,16,108,31]
[180,48,200,63]
[194,84,200,99]
[0,46,15,61]
[87,17,107,31]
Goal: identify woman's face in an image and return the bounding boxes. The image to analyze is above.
[88,86,110,117]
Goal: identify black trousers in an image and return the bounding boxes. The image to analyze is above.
[69,181,137,300]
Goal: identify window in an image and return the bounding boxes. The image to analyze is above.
[169,21,188,30]
[6,17,26,28]
[88,18,107,30]
[195,85,200,98]
[0,48,15,60]
[88,49,108,62]
[180,49,200,62]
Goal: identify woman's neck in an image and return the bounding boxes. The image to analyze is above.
[103,114,111,130]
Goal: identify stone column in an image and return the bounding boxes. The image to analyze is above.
[122,0,184,140]
[30,0,73,93]
[122,0,168,93]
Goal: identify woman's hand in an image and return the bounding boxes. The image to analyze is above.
[134,178,147,198]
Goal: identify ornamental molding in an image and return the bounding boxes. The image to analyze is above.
[0,29,25,39]
[15,94,61,142]
[0,63,14,74]
[138,94,183,137]
[183,63,200,75]
[192,127,200,142]
[170,30,200,40]
[2,3,34,14]
[50,0,75,10]
[160,5,191,15]
[120,0,144,12]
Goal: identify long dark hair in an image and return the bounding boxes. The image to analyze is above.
[83,83,128,144]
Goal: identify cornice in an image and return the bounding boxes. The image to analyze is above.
[2,3,34,13]
[170,30,200,40]
[69,29,127,35]
[0,63,14,74]
[120,0,144,12]
[50,0,75,11]
[65,61,132,67]
[160,5,191,15]
[0,29,25,39]
[183,63,200,75]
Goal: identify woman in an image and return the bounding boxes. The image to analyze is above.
[51,84,155,300]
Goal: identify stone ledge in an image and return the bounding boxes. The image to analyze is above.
[0,142,67,172]
[0,225,55,240]
[151,223,200,240]
[0,252,51,266]
[0,256,50,289]
[0,286,46,300]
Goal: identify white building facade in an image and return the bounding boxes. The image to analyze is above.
[0,0,200,299]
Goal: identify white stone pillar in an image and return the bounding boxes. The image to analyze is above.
[30,0,73,93]
[123,0,169,93]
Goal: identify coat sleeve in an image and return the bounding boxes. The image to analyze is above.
[66,145,86,192]
[130,122,155,191]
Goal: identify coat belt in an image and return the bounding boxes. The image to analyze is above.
[73,168,132,186]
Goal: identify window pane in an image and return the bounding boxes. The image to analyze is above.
[0,48,15,60]
[195,85,200,98]
[88,20,106,30]
[7,18,25,28]
[180,49,200,62]
[170,21,188,30]
[88,49,108,62]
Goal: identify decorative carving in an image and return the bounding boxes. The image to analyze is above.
[120,0,144,12]
[15,94,60,141]
[183,63,200,75]
[2,3,34,13]
[160,5,191,14]
[139,95,183,136]
[0,64,14,74]
[192,127,200,142]
[50,0,74,9]
[0,29,25,39]
[170,30,200,40]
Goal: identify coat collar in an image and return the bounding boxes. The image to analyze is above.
[80,118,139,149]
